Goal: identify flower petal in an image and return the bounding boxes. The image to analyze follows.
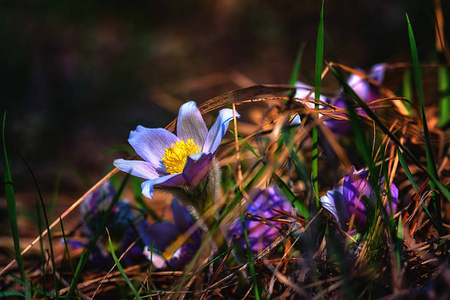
[113,159,160,179]
[387,183,399,215]
[320,186,345,226]
[295,81,329,108]
[82,181,116,220]
[182,152,213,186]
[379,177,399,215]
[347,64,387,102]
[366,63,387,102]
[229,186,293,252]
[369,63,387,84]
[141,174,186,199]
[203,108,239,153]
[128,126,179,172]
[142,250,166,269]
[63,239,85,249]
[343,166,372,204]
[139,220,180,251]
[347,71,369,101]
[176,101,208,147]
[171,199,191,232]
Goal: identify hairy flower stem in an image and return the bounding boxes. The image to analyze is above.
[170,162,232,261]
[196,163,230,256]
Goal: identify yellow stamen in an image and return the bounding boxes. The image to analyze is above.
[162,139,201,175]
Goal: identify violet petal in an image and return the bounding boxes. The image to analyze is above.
[182,152,213,186]
[139,220,180,251]
[171,199,191,232]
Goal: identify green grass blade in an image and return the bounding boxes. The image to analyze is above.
[396,148,419,193]
[324,64,374,172]
[282,125,312,195]
[25,279,32,300]
[107,229,142,300]
[0,291,25,298]
[2,112,26,282]
[406,14,442,232]
[438,66,450,127]
[402,69,414,116]
[273,174,309,219]
[395,218,404,275]
[20,154,59,298]
[148,240,154,296]
[312,0,325,208]
[241,208,260,300]
[59,218,78,296]
[36,202,48,300]
[421,201,439,229]
[228,129,260,159]
[289,42,307,86]
[8,274,64,299]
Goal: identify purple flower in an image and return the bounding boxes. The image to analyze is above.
[345,63,387,103]
[81,181,133,239]
[228,187,294,252]
[114,101,239,199]
[325,63,387,134]
[139,199,202,269]
[294,64,387,133]
[68,181,144,268]
[320,166,398,231]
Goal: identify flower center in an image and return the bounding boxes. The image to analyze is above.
[162,139,201,175]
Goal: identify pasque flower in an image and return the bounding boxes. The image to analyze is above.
[324,63,387,134]
[320,166,398,231]
[228,187,294,252]
[139,199,202,269]
[294,63,387,133]
[69,181,143,268]
[81,181,130,236]
[114,101,239,199]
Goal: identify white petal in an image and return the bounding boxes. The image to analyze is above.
[128,126,179,171]
[203,108,239,153]
[113,159,160,179]
[143,249,166,269]
[176,101,208,147]
[295,81,329,108]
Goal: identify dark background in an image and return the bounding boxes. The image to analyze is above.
[1,0,448,194]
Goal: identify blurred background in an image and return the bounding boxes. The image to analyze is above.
[0,0,447,196]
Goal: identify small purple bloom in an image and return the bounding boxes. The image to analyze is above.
[346,63,387,103]
[325,63,387,134]
[228,187,294,252]
[320,166,398,231]
[69,181,143,268]
[114,101,239,199]
[81,181,133,237]
[294,64,387,134]
[139,199,202,269]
